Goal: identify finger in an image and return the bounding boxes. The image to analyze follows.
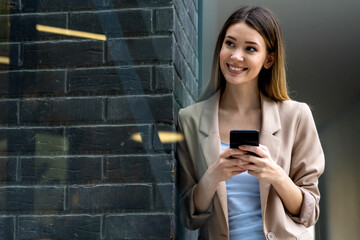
[228,156,251,169]
[229,153,248,159]
[259,144,269,151]
[238,145,264,157]
[246,163,259,171]
[259,144,272,157]
[228,157,252,170]
[221,158,246,168]
[236,153,261,165]
[247,170,258,177]
[221,147,247,158]
[231,165,248,173]
[232,170,246,175]
[233,159,251,168]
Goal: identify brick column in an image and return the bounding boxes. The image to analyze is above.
[0,0,198,239]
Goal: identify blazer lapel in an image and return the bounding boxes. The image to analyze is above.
[198,91,229,228]
[259,93,282,222]
[199,91,221,168]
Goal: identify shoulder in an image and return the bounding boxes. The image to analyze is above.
[277,99,309,111]
[277,99,313,120]
[178,92,218,124]
[179,101,205,119]
[178,100,207,128]
[276,99,317,134]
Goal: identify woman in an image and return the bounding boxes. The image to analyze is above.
[177,6,325,240]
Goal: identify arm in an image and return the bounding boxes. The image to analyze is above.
[239,103,325,226]
[177,110,248,229]
[176,111,213,230]
[287,103,325,226]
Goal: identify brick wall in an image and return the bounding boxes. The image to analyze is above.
[0,0,198,239]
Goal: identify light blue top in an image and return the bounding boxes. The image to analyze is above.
[221,142,265,240]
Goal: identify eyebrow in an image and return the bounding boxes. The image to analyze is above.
[225,35,260,47]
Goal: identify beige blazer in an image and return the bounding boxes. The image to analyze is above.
[176,91,325,240]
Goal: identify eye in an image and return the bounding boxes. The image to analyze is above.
[225,40,235,47]
[246,47,257,52]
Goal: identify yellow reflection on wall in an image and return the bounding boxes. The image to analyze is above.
[0,56,10,64]
[131,132,143,143]
[157,131,184,143]
[36,24,107,41]
[131,131,184,144]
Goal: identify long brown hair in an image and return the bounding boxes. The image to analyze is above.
[199,6,290,101]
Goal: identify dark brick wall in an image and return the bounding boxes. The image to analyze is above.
[0,0,198,239]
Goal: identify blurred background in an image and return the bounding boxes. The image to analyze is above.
[201,0,360,239]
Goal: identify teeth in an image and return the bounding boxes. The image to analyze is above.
[229,65,246,71]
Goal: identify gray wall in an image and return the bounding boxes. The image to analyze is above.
[201,1,360,239]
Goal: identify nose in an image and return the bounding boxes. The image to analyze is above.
[231,49,245,62]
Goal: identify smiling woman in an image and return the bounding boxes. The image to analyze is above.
[219,22,274,89]
[177,5,324,240]
[199,8,288,104]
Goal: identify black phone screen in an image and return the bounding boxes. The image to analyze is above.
[229,130,259,148]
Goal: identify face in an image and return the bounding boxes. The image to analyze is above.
[219,22,274,87]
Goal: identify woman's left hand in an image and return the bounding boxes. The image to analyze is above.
[238,144,285,185]
[238,144,304,216]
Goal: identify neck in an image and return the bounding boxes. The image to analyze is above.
[220,83,261,112]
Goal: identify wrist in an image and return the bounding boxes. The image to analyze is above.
[273,165,287,187]
[203,167,221,192]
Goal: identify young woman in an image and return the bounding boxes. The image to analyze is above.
[177,6,325,240]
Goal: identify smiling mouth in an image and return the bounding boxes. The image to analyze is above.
[227,64,248,72]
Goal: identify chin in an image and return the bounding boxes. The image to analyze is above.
[225,78,258,87]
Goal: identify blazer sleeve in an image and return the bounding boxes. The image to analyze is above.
[288,103,325,227]
[176,109,214,230]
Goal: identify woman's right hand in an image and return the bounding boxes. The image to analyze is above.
[193,147,247,213]
[207,147,248,183]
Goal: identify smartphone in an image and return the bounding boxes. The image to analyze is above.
[230,130,259,149]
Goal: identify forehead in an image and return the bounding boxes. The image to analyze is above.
[225,22,265,44]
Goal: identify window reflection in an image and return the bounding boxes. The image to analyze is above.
[0,0,190,238]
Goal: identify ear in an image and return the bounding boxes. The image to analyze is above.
[264,52,275,69]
